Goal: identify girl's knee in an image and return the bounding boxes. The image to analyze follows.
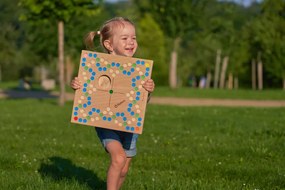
[111,153,127,169]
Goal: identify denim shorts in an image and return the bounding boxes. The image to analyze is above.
[95,127,139,157]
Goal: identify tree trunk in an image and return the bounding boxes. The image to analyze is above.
[227,72,233,90]
[219,56,228,89]
[169,38,180,89]
[206,71,211,89]
[58,21,65,106]
[214,49,221,89]
[251,59,256,90]
[257,52,263,90]
[65,55,74,85]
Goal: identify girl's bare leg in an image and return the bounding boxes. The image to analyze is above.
[118,157,132,189]
[106,141,127,190]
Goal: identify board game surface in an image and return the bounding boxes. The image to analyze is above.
[71,50,153,134]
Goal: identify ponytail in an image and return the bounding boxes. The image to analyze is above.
[84,31,99,50]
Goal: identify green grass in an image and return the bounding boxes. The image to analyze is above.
[0,99,284,189]
[153,86,285,100]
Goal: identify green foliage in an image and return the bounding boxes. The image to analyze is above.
[19,0,101,23]
[136,14,168,85]
[244,0,285,83]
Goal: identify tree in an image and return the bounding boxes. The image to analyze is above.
[19,0,101,105]
[244,0,285,89]
[135,0,212,88]
[136,14,167,85]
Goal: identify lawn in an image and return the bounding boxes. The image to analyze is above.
[0,99,284,189]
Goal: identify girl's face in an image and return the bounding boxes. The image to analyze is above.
[105,22,138,57]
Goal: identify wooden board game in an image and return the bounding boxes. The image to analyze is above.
[71,50,153,134]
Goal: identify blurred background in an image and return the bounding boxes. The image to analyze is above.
[0,0,284,97]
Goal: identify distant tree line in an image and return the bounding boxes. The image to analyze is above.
[1,0,284,92]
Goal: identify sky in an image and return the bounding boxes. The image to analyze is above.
[105,0,263,7]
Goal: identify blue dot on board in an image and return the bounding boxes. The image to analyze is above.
[89,68,93,72]
[136,92,140,95]
[136,97,139,101]
[120,113,124,117]
[116,113,120,117]
[126,126,130,130]
[131,111,135,116]
[96,109,100,113]
[84,83,88,87]
[136,60,140,64]
[93,54,97,58]
[123,117,127,121]
[92,72,96,76]
[108,117,112,121]
[79,118,82,122]
[123,70,127,75]
[131,127,134,131]
[74,112,78,116]
[132,83,136,87]
[83,104,87,108]
[127,72,131,76]
[103,67,107,71]
[83,119,87,123]
[82,58,86,62]
[136,76,140,80]
[98,67,102,71]
[132,78,136,82]
[127,108,131,112]
[145,72,149,77]
[87,97,91,100]
[87,101,91,105]
[128,103,132,107]
[103,116,107,120]
[138,117,142,121]
[83,88,87,92]
[116,63,120,67]
[75,107,79,111]
[81,63,85,67]
[131,68,135,72]
[92,108,96,112]
[146,68,150,71]
[89,111,92,115]
[112,62,115,67]
[91,76,94,80]
[141,61,145,65]
[137,122,141,127]
[96,63,100,67]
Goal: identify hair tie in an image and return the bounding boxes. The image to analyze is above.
[97,31,101,35]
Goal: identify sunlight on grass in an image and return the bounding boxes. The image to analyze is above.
[0,99,284,189]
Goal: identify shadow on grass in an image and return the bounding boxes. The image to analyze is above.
[38,156,106,190]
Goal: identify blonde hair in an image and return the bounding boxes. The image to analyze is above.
[84,17,135,52]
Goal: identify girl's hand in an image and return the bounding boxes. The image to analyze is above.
[70,77,82,90]
[143,79,155,93]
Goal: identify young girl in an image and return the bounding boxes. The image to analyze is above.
[71,17,155,190]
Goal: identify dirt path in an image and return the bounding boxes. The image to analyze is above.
[1,89,285,107]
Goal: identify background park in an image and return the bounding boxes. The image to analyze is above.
[0,0,285,189]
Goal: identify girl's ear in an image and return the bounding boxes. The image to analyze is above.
[103,40,113,52]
